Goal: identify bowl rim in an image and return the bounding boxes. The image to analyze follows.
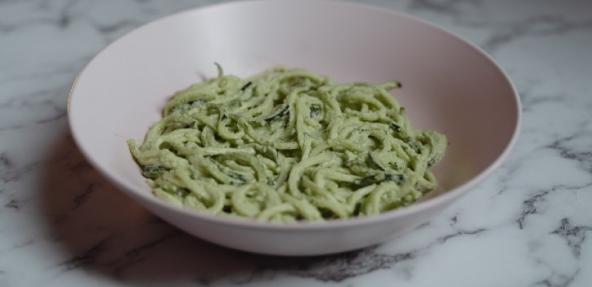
[68,0,522,231]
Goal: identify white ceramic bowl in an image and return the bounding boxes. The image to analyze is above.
[68,0,520,256]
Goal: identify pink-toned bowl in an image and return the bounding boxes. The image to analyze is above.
[68,0,520,255]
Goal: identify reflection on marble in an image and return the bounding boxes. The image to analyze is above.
[1,0,591,286]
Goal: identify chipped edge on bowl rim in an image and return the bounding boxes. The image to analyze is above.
[67,0,522,231]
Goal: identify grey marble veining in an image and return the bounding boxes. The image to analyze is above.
[1,0,592,286]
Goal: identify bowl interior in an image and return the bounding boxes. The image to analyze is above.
[69,1,519,213]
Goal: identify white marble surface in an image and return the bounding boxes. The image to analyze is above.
[1,0,591,286]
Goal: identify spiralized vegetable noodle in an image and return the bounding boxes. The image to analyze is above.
[128,67,447,222]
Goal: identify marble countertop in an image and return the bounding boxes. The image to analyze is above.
[1,0,591,286]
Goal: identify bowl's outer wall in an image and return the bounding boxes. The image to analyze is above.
[122,182,454,255]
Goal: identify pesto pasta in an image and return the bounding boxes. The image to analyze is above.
[128,67,447,222]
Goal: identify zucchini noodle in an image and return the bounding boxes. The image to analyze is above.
[128,67,447,222]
